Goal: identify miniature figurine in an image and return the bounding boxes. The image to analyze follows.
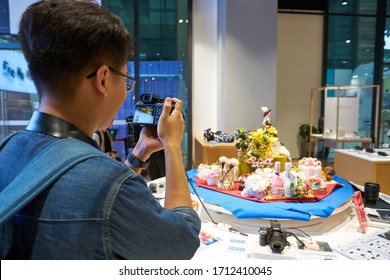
[261,106,271,129]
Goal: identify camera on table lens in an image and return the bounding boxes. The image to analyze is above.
[259,220,288,253]
[364,182,380,205]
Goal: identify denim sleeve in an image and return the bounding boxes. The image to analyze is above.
[106,173,201,260]
[172,206,201,234]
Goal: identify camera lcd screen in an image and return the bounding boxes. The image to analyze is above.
[133,105,155,125]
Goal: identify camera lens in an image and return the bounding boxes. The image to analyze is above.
[269,232,286,252]
[269,239,285,252]
[364,182,380,205]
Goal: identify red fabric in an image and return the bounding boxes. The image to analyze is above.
[195,177,342,203]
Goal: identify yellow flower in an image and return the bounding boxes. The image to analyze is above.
[266,126,278,135]
[250,128,263,139]
[235,107,280,168]
[269,136,279,144]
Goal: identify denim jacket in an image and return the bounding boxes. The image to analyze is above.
[0,112,201,259]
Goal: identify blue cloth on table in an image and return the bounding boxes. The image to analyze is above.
[187,169,355,221]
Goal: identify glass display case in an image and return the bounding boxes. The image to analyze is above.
[309,85,380,156]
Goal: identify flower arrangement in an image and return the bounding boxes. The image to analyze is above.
[197,163,220,185]
[241,168,273,199]
[218,156,239,190]
[234,126,279,169]
[245,126,279,167]
[234,106,281,169]
[197,156,239,188]
[240,166,321,200]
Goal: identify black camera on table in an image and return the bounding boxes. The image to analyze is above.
[133,93,164,127]
[259,220,288,253]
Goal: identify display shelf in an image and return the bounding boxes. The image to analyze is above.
[194,136,237,168]
[309,85,380,155]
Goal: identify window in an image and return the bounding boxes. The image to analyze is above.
[326,0,390,148]
[101,0,192,166]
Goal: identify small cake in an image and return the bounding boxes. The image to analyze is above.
[298,157,322,178]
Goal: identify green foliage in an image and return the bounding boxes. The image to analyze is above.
[234,128,249,150]
[299,124,318,142]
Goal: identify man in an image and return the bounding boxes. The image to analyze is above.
[93,119,121,161]
[0,0,200,259]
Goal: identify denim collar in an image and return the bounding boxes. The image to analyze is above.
[26,111,99,148]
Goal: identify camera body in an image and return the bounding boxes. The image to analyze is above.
[133,93,164,126]
[259,220,288,252]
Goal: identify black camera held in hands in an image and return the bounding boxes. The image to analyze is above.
[259,220,289,253]
[133,93,165,126]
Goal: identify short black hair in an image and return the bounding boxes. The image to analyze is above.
[18,0,133,100]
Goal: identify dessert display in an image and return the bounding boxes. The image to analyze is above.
[196,105,341,202]
[197,158,338,202]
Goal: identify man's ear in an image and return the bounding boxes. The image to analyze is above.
[93,65,110,96]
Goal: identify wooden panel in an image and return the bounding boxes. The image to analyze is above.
[193,136,237,168]
[334,152,375,185]
[375,164,390,195]
[334,150,390,195]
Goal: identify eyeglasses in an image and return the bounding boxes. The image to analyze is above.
[86,66,136,92]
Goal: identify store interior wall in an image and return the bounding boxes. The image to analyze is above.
[224,0,277,133]
[192,0,219,137]
[192,0,277,162]
[276,13,323,159]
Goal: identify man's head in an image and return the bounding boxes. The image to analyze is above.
[18,0,133,101]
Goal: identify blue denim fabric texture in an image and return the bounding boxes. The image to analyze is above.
[0,130,201,259]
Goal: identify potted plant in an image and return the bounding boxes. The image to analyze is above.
[299,124,317,158]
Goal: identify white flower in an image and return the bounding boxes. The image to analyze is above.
[219,156,227,164]
[255,167,274,180]
[279,145,290,157]
[244,174,271,193]
[197,163,219,180]
[229,158,239,167]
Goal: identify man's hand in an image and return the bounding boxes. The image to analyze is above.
[157,97,185,147]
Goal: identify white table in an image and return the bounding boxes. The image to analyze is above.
[194,202,389,260]
[148,177,390,260]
